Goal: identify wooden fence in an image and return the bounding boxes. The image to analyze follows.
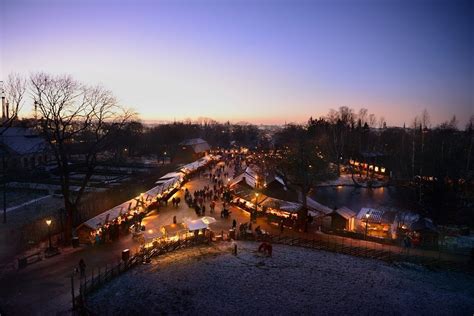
[262,234,472,272]
[75,236,210,310]
[74,232,472,311]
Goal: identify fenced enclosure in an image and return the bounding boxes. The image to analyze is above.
[74,231,472,312]
[261,234,473,272]
[75,236,210,310]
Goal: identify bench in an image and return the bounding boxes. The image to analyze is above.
[18,252,43,269]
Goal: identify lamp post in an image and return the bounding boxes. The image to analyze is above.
[365,213,370,240]
[253,193,259,223]
[46,219,52,250]
[2,154,6,224]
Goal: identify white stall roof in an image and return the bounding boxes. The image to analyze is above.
[160,171,184,180]
[185,218,208,231]
[334,207,357,220]
[79,198,140,230]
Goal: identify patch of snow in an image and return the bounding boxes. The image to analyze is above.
[87,242,474,315]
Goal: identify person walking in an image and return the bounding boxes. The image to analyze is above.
[232,219,237,229]
[79,259,86,278]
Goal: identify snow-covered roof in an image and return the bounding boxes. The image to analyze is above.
[180,155,214,173]
[334,207,356,220]
[274,175,286,187]
[229,166,261,188]
[301,195,333,215]
[357,207,388,224]
[262,198,302,213]
[0,127,49,155]
[147,177,180,198]
[179,138,210,153]
[78,155,218,231]
[184,218,209,231]
[179,138,207,146]
[159,171,185,180]
[79,198,141,230]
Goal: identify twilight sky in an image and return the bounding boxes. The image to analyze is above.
[1,0,473,126]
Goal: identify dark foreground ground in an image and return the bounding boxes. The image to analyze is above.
[87,241,474,315]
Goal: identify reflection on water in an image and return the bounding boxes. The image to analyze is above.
[311,186,420,213]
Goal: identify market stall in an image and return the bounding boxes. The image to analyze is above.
[76,155,221,244]
[76,197,146,244]
[161,223,188,241]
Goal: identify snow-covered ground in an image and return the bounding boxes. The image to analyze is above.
[87,241,474,315]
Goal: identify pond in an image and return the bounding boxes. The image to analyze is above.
[310,185,421,213]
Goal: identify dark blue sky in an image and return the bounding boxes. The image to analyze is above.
[2,0,473,125]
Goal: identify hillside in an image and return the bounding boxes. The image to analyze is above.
[87,241,474,315]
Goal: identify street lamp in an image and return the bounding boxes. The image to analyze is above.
[253,193,259,222]
[365,213,370,240]
[46,219,52,250]
[1,149,7,224]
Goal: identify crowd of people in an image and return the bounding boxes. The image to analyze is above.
[182,159,238,219]
[89,210,147,245]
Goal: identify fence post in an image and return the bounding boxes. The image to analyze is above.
[84,271,88,294]
[71,274,76,310]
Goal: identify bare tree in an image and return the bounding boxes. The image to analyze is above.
[421,108,431,129]
[368,113,377,128]
[358,108,368,126]
[30,72,134,242]
[325,107,355,176]
[467,115,474,174]
[1,73,27,132]
[378,116,386,129]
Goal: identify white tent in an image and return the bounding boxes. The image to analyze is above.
[184,218,209,231]
[201,216,217,225]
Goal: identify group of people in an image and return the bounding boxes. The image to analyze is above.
[90,210,146,245]
[171,197,181,207]
[184,162,234,219]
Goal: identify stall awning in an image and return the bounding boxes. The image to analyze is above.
[159,171,185,180]
[180,155,217,174]
[79,198,141,230]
